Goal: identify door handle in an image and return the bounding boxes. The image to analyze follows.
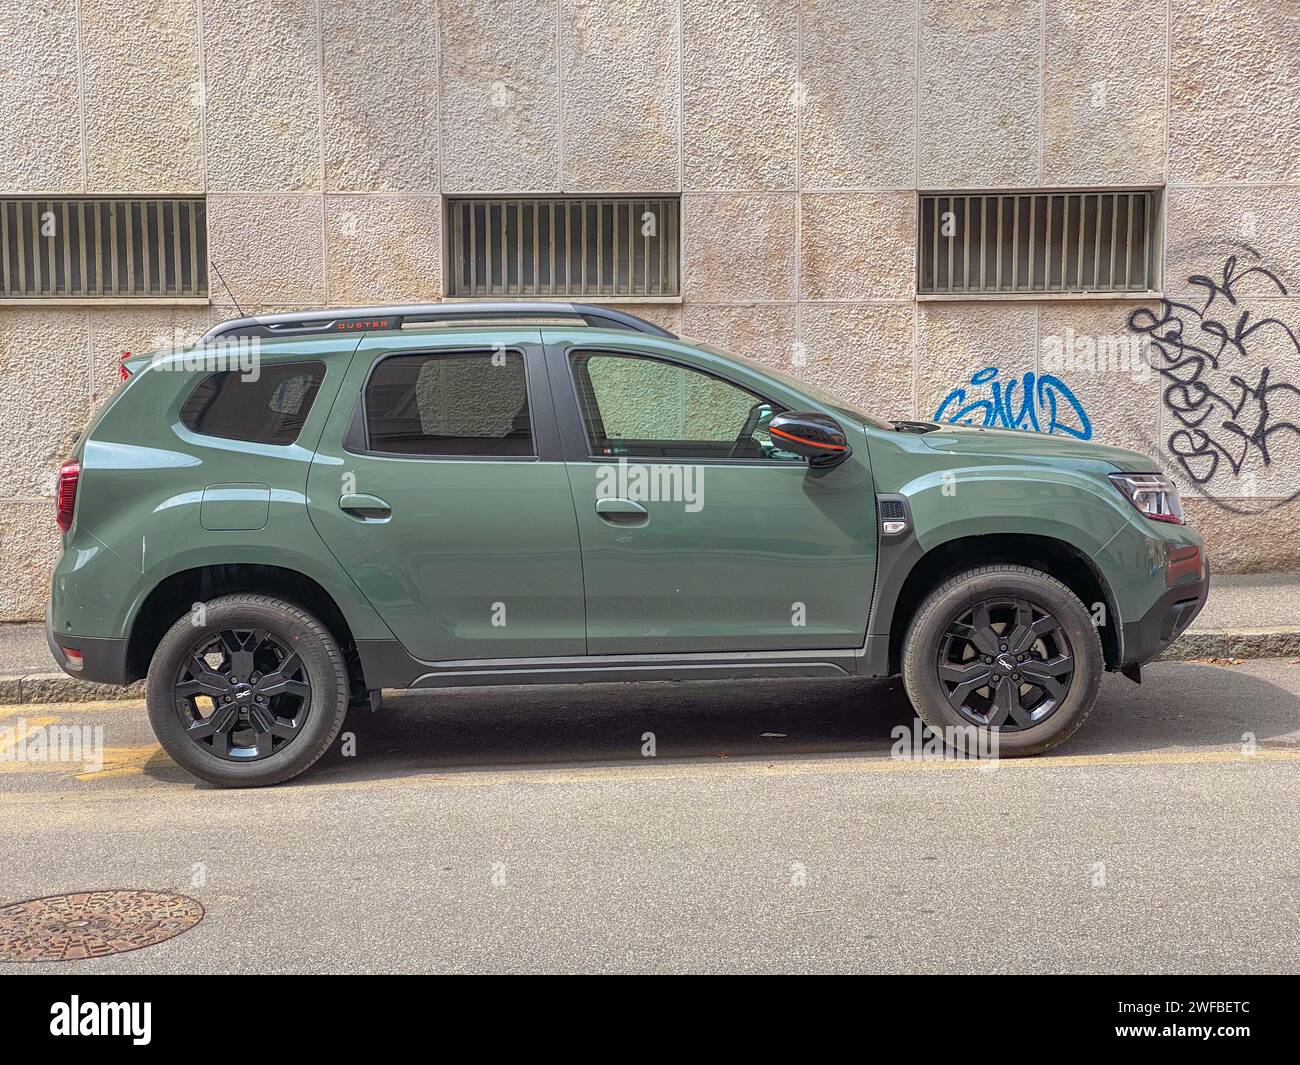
[339,493,392,522]
[595,497,648,524]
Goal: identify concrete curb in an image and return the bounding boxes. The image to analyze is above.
[3,630,1299,704]
[1155,628,1300,662]
[0,674,146,704]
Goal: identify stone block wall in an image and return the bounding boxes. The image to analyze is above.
[0,0,1296,618]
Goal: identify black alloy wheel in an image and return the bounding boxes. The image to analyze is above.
[173,627,311,761]
[936,597,1075,730]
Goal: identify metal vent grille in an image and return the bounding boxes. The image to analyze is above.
[0,197,208,299]
[918,190,1158,295]
[879,499,906,520]
[446,196,680,298]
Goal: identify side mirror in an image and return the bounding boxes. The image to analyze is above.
[768,411,851,466]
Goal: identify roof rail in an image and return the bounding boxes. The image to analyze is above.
[198,301,676,343]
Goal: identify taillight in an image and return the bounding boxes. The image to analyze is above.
[56,459,79,533]
[119,350,132,381]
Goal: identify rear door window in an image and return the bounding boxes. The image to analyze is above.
[363,350,533,456]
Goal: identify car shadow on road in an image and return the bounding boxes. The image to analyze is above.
[229,660,1300,788]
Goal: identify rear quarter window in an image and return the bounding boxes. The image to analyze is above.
[180,362,326,445]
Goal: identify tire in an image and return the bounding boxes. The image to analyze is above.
[146,594,350,787]
[901,565,1103,757]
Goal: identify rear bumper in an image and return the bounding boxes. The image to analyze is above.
[45,604,131,685]
[1120,553,1211,667]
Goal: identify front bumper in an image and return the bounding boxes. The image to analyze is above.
[45,604,131,685]
[1120,552,1211,667]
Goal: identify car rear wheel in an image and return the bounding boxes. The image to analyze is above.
[901,565,1103,757]
[146,594,349,787]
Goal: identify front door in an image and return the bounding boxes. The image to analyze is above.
[551,343,877,654]
[307,331,585,662]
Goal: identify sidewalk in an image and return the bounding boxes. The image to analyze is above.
[4,573,1299,703]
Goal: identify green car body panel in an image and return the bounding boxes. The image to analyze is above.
[304,330,587,663]
[47,308,1208,698]
[50,338,397,647]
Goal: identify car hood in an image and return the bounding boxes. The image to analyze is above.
[915,423,1157,472]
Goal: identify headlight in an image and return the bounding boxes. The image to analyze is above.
[1108,472,1185,524]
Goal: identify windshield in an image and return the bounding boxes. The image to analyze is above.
[693,343,895,430]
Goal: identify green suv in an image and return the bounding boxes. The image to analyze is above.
[47,303,1208,786]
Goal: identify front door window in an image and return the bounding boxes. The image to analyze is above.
[570,351,799,462]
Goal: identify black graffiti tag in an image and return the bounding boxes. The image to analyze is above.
[1127,247,1300,510]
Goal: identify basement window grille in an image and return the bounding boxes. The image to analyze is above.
[0,197,208,299]
[446,196,680,298]
[918,190,1159,296]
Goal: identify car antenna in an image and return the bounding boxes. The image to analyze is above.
[209,258,245,317]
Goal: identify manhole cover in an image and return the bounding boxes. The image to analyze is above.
[0,890,204,962]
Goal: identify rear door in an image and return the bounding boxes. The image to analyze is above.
[306,330,585,662]
[546,335,877,654]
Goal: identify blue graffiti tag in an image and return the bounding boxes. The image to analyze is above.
[934,367,1093,439]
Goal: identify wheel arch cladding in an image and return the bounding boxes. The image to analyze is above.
[124,564,366,698]
[883,533,1120,675]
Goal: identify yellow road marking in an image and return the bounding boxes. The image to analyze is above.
[0,702,155,778]
[325,745,1300,793]
[74,743,162,781]
[0,716,59,756]
[19,743,1296,795]
[0,744,161,778]
[0,702,143,723]
[0,717,1294,793]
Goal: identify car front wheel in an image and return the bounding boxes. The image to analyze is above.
[146,594,350,787]
[901,565,1103,757]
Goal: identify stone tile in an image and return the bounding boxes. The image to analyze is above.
[799,303,916,420]
[1099,280,1300,504]
[1184,497,1300,574]
[0,0,82,191]
[799,0,916,190]
[682,0,797,190]
[206,303,319,319]
[800,192,916,302]
[1164,186,1300,301]
[681,193,797,302]
[1168,0,1300,184]
[1139,295,1300,503]
[203,0,322,192]
[561,0,679,192]
[1037,300,1162,458]
[323,0,440,193]
[82,0,203,192]
[88,308,212,407]
[918,0,1040,187]
[439,0,559,192]
[607,303,683,337]
[683,303,914,422]
[680,303,797,365]
[0,502,61,620]
[206,194,325,306]
[325,196,442,305]
[915,302,1038,427]
[1041,0,1166,186]
[0,310,90,499]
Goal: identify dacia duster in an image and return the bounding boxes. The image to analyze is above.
[47,303,1208,785]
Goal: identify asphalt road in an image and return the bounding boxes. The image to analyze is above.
[1,660,1297,974]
